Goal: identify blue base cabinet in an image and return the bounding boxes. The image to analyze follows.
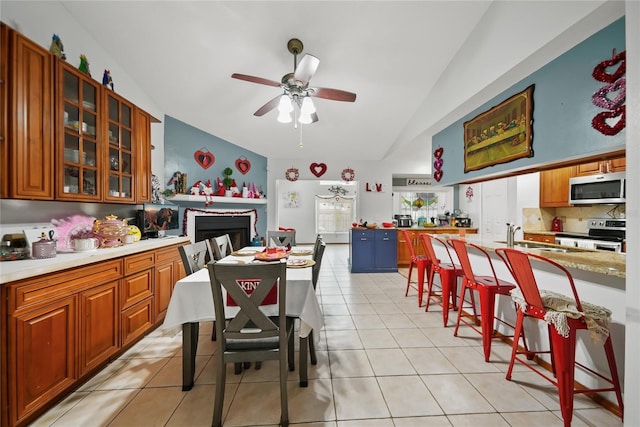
[350,229,398,273]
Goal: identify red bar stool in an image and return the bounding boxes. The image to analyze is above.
[449,239,516,362]
[420,234,463,326]
[401,230,430,307]
[496,248,623,427]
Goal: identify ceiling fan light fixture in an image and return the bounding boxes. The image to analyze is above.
[277,94,293,113]
[298,112,313,125]
[277,110,292,123]
[300,96,316,115]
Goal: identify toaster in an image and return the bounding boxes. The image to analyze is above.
[455,217,472,227]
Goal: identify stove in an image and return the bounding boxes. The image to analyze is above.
[555,218,625,252]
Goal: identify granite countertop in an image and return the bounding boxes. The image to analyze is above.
[459,235,625,279]
[0,236,192,284]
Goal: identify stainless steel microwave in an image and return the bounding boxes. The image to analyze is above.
[569,172,625,204]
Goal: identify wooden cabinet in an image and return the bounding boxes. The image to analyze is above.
[134,108,153,203]
[396,228,478,267]
[104,91,135,202]
[1,23,8,197]
[79,281,119,376]
[3,23,54,200]
[155,244,186,323]
[350,229,397,273]
[121,252,155,346]
[575,157,625,176]
[539,166,575,207]
[523,232,555,244]
[11,296,76,424]
[56,60,102,201]
[1,242,185,427]
[1,23,155,204]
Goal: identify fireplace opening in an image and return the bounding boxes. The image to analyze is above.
[194,216,251,253]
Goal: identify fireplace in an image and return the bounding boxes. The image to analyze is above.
[184,208,258,251]
[195,215,251,250]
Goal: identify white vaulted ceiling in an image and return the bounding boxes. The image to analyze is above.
[53,1,612,162]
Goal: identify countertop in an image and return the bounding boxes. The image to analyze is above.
[458,235,626,279]
[0,236,191,284]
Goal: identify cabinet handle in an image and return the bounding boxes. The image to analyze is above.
[382,237,389,241]
[360,238,368,241]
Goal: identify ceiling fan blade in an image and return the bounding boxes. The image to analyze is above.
[253,95,281,116]
[311,87,357,102]
[293,54,320,85]
[231,73,281,87]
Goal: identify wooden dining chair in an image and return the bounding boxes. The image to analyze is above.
[268,230,296,247]
[210,233,233,260]
[207,260,293,427]
[178,240,212,275]
[299,240,326,386]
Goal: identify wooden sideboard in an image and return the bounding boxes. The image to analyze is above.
[397,228,478,267]
[0,239,187,427]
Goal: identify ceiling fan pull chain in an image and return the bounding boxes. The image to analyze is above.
[299,121,303,148]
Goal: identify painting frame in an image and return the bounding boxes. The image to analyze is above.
[463,85,534,172]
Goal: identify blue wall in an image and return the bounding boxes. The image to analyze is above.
[163,115,268,238]
[434,18,625,185]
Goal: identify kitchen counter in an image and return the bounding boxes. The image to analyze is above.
[0,236,192,283]
[460,235,626,279]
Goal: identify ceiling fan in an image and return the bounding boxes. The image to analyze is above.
[231,38,356,124]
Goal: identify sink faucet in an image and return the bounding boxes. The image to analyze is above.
[506,223,521,248]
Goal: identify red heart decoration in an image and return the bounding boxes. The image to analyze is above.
[310,163,327,178]
[433,158,443,171]
[591,78,625,110]
[592,105,626,136]
[194,150,215,169]
[434,170,443,182]
[235,157,251,175]
[592,51,626,83]
[434,147,444,159]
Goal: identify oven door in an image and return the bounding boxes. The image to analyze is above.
[592,241,622,252]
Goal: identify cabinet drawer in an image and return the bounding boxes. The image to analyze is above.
[155,244,182,264]
[10,260,122,313]
[121,268,153,310]
[121,297,153,347]
[124,251,155,275]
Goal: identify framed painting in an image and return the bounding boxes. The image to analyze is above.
[463,85,534,172]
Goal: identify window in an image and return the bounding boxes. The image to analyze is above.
[315,195,356,234]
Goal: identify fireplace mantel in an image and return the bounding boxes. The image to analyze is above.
[167,194,267,205]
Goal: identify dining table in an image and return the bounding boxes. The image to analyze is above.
[161,246,324,389]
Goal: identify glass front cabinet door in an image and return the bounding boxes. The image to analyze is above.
[104,92,134,203]
[56,61,102,201]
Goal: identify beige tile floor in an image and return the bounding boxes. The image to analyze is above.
[30,244,622,427]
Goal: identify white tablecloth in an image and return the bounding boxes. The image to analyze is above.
[162,247,323,338]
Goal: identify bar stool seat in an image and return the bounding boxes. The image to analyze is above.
[420,234,463,326]
[449,239,516,362]
[401,230,430,307]
[496,248,623,427]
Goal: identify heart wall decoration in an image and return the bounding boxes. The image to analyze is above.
[235,157,251,175]
[433,146,444,182]
[194,148,215,169]
[310,162,327,178]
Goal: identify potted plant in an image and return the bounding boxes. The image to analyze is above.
[222,167,234,197]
